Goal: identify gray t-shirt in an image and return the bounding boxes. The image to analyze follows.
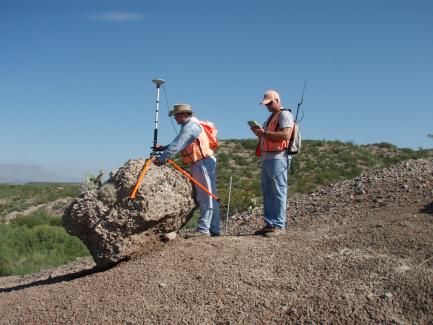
[261,109,294,160]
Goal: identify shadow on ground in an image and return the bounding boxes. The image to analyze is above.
[0,263,117,294]
[420,201,433,215]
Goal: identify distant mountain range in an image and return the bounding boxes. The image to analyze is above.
[0,164,76,184]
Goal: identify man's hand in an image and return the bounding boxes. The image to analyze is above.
[150,155,164,166]
[251,126,265,138]
[153,144,165,151]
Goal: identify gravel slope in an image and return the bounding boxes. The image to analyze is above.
[0,158,432,324]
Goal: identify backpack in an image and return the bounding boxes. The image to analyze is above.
[199,120,218,150]
[288,121,301,155]
[280,108,301,155]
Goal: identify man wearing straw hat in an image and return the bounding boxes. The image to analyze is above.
[152,103,221,238]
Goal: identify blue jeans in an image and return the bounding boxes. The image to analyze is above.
[191,156,221,234]
[261,158,290,229]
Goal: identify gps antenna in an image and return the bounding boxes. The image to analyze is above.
[295,81,307,122]
[152,79,165,153]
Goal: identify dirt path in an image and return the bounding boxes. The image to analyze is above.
[0,159,432,324]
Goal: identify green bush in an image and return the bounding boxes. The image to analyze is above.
[11,210,60,228]
[239,139,258,151]
[377,142,396,149]
[0,210,89,276]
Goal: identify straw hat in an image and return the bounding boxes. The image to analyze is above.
[168,103,194,117]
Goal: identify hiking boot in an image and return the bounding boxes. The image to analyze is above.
[254,227,275,236]
[185,231,210,239]
[263,228,285,238]
[210,232,220,237]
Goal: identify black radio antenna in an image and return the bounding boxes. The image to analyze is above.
[295,81,307,122]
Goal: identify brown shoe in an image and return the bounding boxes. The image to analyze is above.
[263,228,285,238]
[254,227,275,236]
[185,231,210,239]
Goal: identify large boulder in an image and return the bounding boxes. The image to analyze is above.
[62,158,197,267]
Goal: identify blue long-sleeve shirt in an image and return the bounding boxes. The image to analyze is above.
[158,117,201,163]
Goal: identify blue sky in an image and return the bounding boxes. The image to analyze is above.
[1,0,432,180]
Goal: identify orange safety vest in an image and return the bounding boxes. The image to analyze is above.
[260,110,290,152]
[181,117,215,164]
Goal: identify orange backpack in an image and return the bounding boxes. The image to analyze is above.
[199,120,218,150]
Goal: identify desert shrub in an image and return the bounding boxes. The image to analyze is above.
[377,142,396,149]
[217,152,230,166]
[308,140,324,148]
[339,151,354,163]
[0,211,89,276]
[290,175,317,193]
[239,139,258,151]
[11,209,60,228]
[356,150,378,167]
[307,145,319,156]
[232,155,250,166]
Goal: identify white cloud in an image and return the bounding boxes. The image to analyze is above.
[85,12,145,22]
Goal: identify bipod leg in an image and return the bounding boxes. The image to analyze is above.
[166,159,226,207]
[128,158,152,203]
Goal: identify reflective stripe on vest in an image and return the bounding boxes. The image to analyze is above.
[181,117,214,164]
[260,110,289,152]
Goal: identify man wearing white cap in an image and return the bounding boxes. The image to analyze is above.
[250,90,294,237]
[152,103,221,238]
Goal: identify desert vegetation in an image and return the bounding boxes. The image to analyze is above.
[0,183,79,218]
[0,209,88,276]
[0,183,87,276]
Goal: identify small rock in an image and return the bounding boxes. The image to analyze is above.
[381,292,393,299]
[163,231,177,241]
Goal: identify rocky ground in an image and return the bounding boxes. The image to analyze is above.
[0,158,432,324]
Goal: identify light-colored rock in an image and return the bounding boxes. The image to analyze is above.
[62,159,197,267]
[163,231,177,241]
